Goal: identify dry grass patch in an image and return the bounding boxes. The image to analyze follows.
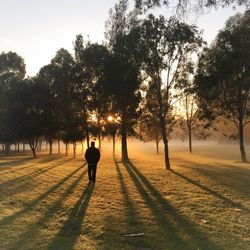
[0,144,249,249]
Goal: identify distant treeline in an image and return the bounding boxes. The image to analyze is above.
[0,1,249,166]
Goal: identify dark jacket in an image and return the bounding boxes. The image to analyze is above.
[85,147,100,165]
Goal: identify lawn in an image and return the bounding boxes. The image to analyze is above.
[0,142,250,250]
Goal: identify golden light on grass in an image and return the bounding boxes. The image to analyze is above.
[0,142,249,249]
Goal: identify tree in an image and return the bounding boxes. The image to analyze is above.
[195,10,250,162]
[135,0,249,15]
[73,35,92,148]
[104,0,142,162]
[81,43,110,150]
[139,14,203,169]
[104,53,141,162]
[6,77,50,158]
[38,48,76,155]
[0,51,26,155]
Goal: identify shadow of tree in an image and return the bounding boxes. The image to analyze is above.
[171,169,249,212]
[10,168,88,249]
[0,158,73,189]
[48,183,94,250]
[0,155,60,171]
[0,157,34,169]
[122,160,220,250]
[178,160,250,198]
[96,159,149,249]
[0,163,87,227]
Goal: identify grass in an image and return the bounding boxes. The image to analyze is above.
[0,142,250,250]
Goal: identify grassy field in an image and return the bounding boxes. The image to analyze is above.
[0,142,250,250]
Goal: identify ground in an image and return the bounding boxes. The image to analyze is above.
[0,141,250,250]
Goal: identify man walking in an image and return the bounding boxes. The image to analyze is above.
[85,141,100,183]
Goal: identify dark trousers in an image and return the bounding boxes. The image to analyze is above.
[88,164,97,182]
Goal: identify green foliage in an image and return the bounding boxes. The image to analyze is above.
[135,0,249,14]
[195,10,250,161]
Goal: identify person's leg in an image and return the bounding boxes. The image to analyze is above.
[88,165,92,181]
[92,165,97,183]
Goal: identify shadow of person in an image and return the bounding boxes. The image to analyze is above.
[122,159,219,250]
[48,182,94,250]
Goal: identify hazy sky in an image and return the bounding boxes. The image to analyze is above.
[0,0,245,76]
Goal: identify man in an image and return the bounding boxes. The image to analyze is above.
[85,141,100,183]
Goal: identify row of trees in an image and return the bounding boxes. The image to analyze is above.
[0,0,249,167]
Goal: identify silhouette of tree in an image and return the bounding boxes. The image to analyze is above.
[139,14,203,169]
[195,10,250,162]
[0,51,26,154]
[81,43,110,150]
[135,0,249,15]
[7,78,50,158]
[38,49,76,155]
[104,0,142,162]
[73,35,92,148]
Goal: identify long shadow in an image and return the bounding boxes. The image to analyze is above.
[48,183,94,250]
[171,169,249,212]
[0,158,73,189]
[0,155,59,171]
[0,155,61,176]
[123,160,220,250]
[179,160,250,197]
[0,157,33,169]
[99,159,149,249]
[114,159,144,229]
[10,168,88,249]
[0,163,87,227]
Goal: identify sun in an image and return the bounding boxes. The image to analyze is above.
[107,116,113,122]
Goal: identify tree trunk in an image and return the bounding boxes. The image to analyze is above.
[58,139,60,154]
[65,142,68,156]
[37,140,42,151]
[83,106,90,148]
[121,119,129,162]
[98,133,101,151]
[81,141,84,154]
[113,133,116,156]
[73,143,76,158]
[29,138,38,158]
[188,127,192,153]
[155,76,171,170]
[31,148,37,158]
[160,121,171,170]
[49,140,53,155]
[5,143,10,156]
[156,138,159,154]
[239,122,247,162]
[98,117,101,151]
[17,140,20,152]
[23,143,25,152]
[86,130,90,148]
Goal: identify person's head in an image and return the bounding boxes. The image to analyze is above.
[91,141,95,148]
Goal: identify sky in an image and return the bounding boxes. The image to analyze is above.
[0,0,246,76]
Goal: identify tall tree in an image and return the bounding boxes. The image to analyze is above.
[104,0,142,162]
[195,10,250,162]
[73,35,92,148]
[38,48,76,154]
[0,51,26,154]
[139,14,203,169]
[81,43,110,150]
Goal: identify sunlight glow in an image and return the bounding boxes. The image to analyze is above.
[107,116,114,122]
